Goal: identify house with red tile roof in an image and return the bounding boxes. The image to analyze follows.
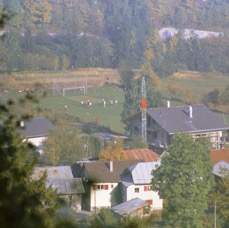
[124,148,160,162]
[210,149,229,177]
[210,149,229,165]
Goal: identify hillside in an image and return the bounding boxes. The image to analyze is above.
[0,0,228,75]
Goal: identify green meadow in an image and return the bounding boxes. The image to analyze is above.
[39,85,125,133]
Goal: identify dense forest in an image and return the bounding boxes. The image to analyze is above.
[0,0,228,75]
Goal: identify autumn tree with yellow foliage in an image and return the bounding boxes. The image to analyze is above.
[98,139,127,161]
[22,0,52,24]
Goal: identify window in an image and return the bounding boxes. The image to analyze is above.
[135,188,139,193]
[144,186,153,191]
[111,184,114,189]
[147,199,153,205]
[93,184,109,190]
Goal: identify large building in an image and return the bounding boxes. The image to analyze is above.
[129,104,229,152]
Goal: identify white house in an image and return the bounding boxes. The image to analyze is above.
[17,117,54,153]
[73,160,142,212]
[121,161,163,211]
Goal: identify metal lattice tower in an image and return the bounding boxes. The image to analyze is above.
[141,77,147,143]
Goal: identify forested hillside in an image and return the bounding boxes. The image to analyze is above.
[0,0,228,75]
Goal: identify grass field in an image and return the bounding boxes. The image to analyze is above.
[161,71,229,103]
[1,69,229,134]
[39,85,125,133]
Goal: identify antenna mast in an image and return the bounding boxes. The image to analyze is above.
[141,77,147,143]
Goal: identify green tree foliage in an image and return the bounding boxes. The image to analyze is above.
[86,134,104,158]
[0,0,228,72]
[0,100,59,227]
[210,174,229,226]
[219,85,229,105]
[43,126,103,165]
[43,126,85,165]
[152,134,214,227]
[118,59,135,89]
[89,208,117,228]
[89,208,156,228]
[119,215,151,228]
[125,136,148,150]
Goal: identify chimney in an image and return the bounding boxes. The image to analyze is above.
[167,100,170,108]
[109,160,113,172]
[189,106,193,118]
[20,120,24,128]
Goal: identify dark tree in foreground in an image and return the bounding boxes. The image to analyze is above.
[0,99,60,227]
[152,134,214,227]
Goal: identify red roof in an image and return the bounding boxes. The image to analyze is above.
[210,149,229,165]
[125,148,160,162]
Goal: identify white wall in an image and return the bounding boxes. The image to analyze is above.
[125,184,163,211]
[24,136,46,154]
[90,183,118,211]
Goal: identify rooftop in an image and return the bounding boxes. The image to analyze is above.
[125,148,160,162]
[147,104,229,135]
[124,161,160,185]
[210,149,229,165]
[33,166,84,195]
[212,161,229,177]
[75,160,143,183]
[111,198,147,217]
[18,117,54,138]
[33,166,74,179]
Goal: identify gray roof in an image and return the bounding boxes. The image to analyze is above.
[125,162,160,185]
[147,104,229,135]
[81,160,143,183]
[33,166,84,195]
[47,178,85,195]
[212,161,229,177]
[111,198,147,217]
[18,117,54,138]
[33,166,74,179]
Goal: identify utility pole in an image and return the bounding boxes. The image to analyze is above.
[141,77,147,143]
[214,201,217,228]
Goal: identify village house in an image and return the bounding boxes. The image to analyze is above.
[32,166,85,212]
[121,161,163,211]
[73,159,163,213]
[124,148,161,162]
[72,160,143,212]
[17,117,54,153]
[210,149,229,177]
[129,104,229,152]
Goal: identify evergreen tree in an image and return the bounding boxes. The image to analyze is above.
[0,100,58,227]
[152,134,214,227]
